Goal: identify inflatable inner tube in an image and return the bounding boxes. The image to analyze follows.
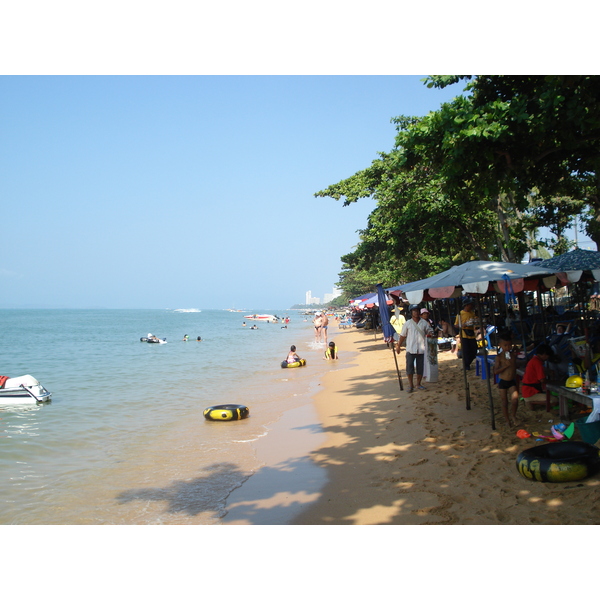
[281,358,307,369]
[516,441,600,483]
[203,404,249,421]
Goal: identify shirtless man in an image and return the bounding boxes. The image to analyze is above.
[321,312,329,345]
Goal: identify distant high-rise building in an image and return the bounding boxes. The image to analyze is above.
[305,290,320,305]
[323,286,341,304]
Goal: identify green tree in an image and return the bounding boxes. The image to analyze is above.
[423,75,600,248]
[319,76,600,299]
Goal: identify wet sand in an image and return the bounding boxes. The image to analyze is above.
[225,323,599,526]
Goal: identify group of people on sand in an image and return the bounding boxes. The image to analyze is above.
[392,298,551,427]
[492,335,557,428]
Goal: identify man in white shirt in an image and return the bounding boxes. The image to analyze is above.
[395,304,433,392]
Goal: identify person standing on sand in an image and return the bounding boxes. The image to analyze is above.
[390,310,406,342]
[455,298,478,370]
[395,304,433,392]
[313,312,323,343]
[493,333,520,427]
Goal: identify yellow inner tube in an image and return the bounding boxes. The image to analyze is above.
[203,404,249,421]
[282,358,307,368]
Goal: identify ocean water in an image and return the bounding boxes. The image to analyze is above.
[0,309,332,524]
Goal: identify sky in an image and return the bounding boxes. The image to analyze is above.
[1,5,595,310]
[1,75,467,309]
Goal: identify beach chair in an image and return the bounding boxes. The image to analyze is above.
[338,317,353,329]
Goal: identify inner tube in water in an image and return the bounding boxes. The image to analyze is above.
[516,441,600,483]
[281,358,307,369]
[203,404,249,421]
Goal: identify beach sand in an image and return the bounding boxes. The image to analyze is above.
[225,324,599,525]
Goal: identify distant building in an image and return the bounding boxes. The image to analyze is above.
[305,290,320,305]
[323,286,341,304]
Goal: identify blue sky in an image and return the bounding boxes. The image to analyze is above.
[1,75,469,309]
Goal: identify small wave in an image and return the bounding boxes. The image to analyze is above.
[232,431,268,443]
[173,309,201,313]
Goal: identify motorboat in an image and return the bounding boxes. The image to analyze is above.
[140,334,167,344]
[0,375,52,405]
[243,314,279,323]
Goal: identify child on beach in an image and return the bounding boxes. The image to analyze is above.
[287,345,301,363]
[493,333,520,427]
[324,341,338,360]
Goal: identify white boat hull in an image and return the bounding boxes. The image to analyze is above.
[0,375,52,405]
[243,314,279,323]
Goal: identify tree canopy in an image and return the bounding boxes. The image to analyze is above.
[317,75,600,298]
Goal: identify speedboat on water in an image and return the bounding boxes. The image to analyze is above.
[0,374,52,405]
[140,334,167,344]
[243,314,279,323]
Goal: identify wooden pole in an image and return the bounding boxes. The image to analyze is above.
[391,345,404,392]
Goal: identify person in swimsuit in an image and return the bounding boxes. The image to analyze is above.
[313,312,323,343]
[493,333,520,427]
[321,312,329,345]
[287,345,301,363]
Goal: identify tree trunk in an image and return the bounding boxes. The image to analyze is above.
[454,221,490,260]
[496,194,517,262]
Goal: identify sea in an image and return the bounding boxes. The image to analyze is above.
[0,308,337,525]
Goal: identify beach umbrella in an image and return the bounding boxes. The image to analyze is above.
[537,247,600,283]
[387,260,554,304]
[537,247,600,342]
[376,284,403,392]
[352,293,378,307]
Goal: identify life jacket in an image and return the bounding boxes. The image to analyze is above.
[0,375,10,388]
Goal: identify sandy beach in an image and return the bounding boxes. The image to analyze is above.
[225,324,599,525]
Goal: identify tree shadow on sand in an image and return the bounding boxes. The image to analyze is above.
[115,462,249,518]
[115,451,328,524]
